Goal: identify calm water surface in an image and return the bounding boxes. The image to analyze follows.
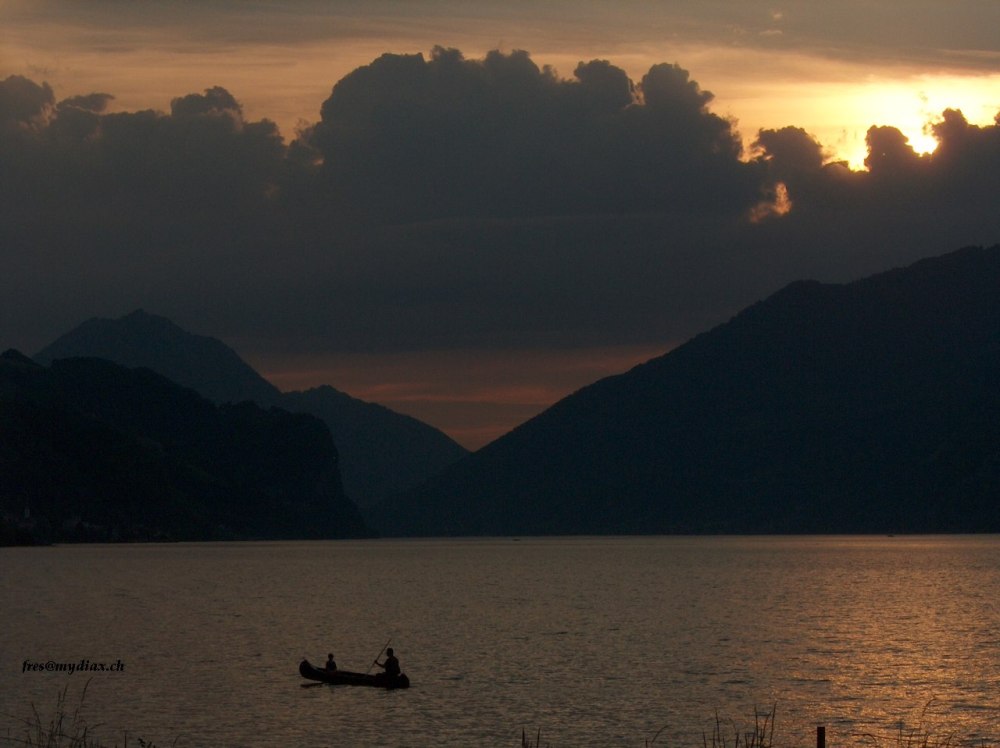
[2,536,998,747]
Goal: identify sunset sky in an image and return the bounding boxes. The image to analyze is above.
[3,0,1000,448]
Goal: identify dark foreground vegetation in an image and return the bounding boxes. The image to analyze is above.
[524,704,996,748]
[3,686,994,748]
[1,683,161,748]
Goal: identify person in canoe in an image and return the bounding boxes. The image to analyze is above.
[375,647,400,678]
[325,653,337,671]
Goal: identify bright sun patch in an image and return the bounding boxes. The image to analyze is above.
[835,74,1000,169]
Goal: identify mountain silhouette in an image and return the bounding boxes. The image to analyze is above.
[35,310,281,405]
[376,245,1000,536]
[35,310,467,508]
[1,351,371,544]
[281,386,469,509]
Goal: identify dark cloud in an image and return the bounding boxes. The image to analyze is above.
[2,80,285,235]
[572,59,635,111]
[58,92,114,113]
[0,75,55,132]
[308,47,759,221]
[928,109,1000,199]
[0,79,287,350]
[754,126,826,174]
[865,125,924,173]
[2,51,1000,371]
[170,86,242,120]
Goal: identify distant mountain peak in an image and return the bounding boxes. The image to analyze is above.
[33,311,468,511]
[2,349,39,367]
[34,311,281,406]
[85,309,208,342]
[120,308,179,326]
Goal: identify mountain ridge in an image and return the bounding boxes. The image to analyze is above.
[1,350,372,544]
[34,310,468,508]
[35,310,282,406]
[375,244,1000,536]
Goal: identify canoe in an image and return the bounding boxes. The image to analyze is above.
[299,659,410,689]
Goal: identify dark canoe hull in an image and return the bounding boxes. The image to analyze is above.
[299,660,410,689]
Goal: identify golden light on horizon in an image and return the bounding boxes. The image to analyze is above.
[806,73,1000,170]
[248,343,670,450]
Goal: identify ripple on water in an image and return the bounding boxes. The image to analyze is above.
[1,536,999,747]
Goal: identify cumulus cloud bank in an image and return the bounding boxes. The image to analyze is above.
[2,48,999,359]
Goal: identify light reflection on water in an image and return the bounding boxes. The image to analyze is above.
[1,536,998,747]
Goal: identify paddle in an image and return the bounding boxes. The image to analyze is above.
[366,637,392,675]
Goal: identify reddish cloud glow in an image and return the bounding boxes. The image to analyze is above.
[250,345,672,449]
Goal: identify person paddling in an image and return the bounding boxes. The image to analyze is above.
[375,647,400,678]
[325,653,337,671]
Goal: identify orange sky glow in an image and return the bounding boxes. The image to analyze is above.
[4,1,999,449]
[250,344,670,449]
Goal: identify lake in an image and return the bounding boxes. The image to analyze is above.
[2,536,998,746]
